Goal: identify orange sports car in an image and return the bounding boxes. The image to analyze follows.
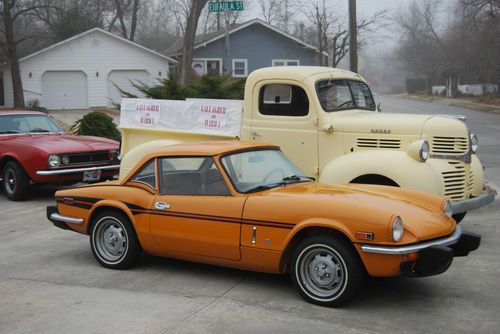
[47,141,480,307]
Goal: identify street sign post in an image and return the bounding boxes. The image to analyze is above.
[208,1,244,12]
[208,1,244,75]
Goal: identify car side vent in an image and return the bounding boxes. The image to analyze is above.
[356,138,401,149]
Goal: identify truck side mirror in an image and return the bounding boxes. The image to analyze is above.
[377,102,382,112]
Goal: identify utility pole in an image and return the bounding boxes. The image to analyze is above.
[223,12,230,74]
[349,0,358,73]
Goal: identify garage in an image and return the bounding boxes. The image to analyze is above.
[107,70,150,106]
[41,71,88,109]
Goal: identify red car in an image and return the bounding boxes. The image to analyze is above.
[0,110,120,200]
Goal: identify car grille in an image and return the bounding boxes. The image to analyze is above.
[65,151,112,165]
[356,138,401,149]
[431,136,469,155]
[442,161,471,201]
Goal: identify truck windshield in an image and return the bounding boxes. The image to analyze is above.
[221,149,312,193]
[316,79,376,112]
[0,114,64,134]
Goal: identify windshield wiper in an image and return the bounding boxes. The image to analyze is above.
[337,100,354,109]
[30,129,51,133]
[282,175,316,182]
[243,183,285,194]
[0,130,20,134]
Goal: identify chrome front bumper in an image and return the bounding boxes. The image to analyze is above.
[361,226,463,255]
[449,185,497,214]
[36,164,120,176]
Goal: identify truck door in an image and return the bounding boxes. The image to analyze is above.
[248,81,318,177]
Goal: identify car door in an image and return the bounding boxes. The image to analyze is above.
[149,156,244,260]
[249,81,319,177]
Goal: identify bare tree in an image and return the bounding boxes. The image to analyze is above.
[0,0,56,107]
[179,0,208,84]
[302,0,385,67]
[110,0,141,41]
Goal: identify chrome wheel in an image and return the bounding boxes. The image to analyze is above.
[296,244,347,302]
[92,216,129,264]
[4,168,16,195]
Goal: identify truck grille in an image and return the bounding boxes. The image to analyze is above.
[66,151,112,165]
[356,138,401,149]
[442,162,468,201]
[431,136,468,155]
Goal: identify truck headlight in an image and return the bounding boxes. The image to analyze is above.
[419,140,430,161]
[444,201,453,217]
[407,139,430,162]
[48,155,61,167]
[392,216,404,242]
[470,134,478,153]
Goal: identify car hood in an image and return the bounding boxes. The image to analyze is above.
[243,182,455,243]
[4,133,118,153]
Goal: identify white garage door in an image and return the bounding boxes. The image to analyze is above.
[108,70,151,106]
[42,71,88,109]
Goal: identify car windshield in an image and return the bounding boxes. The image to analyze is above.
[316,79,376,112]
[0,114,64,134]
[221,149,313,193]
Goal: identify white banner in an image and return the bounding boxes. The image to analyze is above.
[119,98,243,137]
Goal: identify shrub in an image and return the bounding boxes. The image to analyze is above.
[71,111,121,142]
[114,74,246,103]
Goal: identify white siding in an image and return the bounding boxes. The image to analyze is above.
[4,29,171,109]
[107,70,150,107]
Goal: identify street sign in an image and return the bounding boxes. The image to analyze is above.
[208,1,244,12]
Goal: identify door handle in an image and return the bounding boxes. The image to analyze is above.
[154,202,171,210]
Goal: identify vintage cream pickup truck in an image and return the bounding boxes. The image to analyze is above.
[118,66,495,221]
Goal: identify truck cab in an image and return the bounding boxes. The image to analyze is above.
[240,66,495,219]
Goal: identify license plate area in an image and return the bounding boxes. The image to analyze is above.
[83,170,101,182]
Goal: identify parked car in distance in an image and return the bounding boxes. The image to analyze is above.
[0,110,120,200]
[47,141,480,307]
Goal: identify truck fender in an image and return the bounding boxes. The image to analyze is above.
[319,150,442,195]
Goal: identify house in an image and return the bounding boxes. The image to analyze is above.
[165,19,327,78]
[0,28,177,109]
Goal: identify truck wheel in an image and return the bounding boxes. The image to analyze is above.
[2,161,30,201]
[291,235,363,307]
[90,211,142,269]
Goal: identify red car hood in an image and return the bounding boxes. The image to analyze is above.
[5,133,118,153]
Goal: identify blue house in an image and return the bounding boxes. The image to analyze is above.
[165,19,327,78]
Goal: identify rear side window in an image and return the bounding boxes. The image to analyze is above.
[130,159,157,189]
[259,84,309,117]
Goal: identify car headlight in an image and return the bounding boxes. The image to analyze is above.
[444,201,453,217]
[61,155,70,165]
[392,216,404,242]
[48,155,61,167]
[470,134,478,153]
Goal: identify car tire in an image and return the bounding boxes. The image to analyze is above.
[2,161,30,201]
[291,235,363,307]
[89,210,142,269]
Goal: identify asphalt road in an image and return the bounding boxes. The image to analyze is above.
[1,97,499,334]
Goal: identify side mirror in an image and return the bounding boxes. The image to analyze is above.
[377,102,382,112]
